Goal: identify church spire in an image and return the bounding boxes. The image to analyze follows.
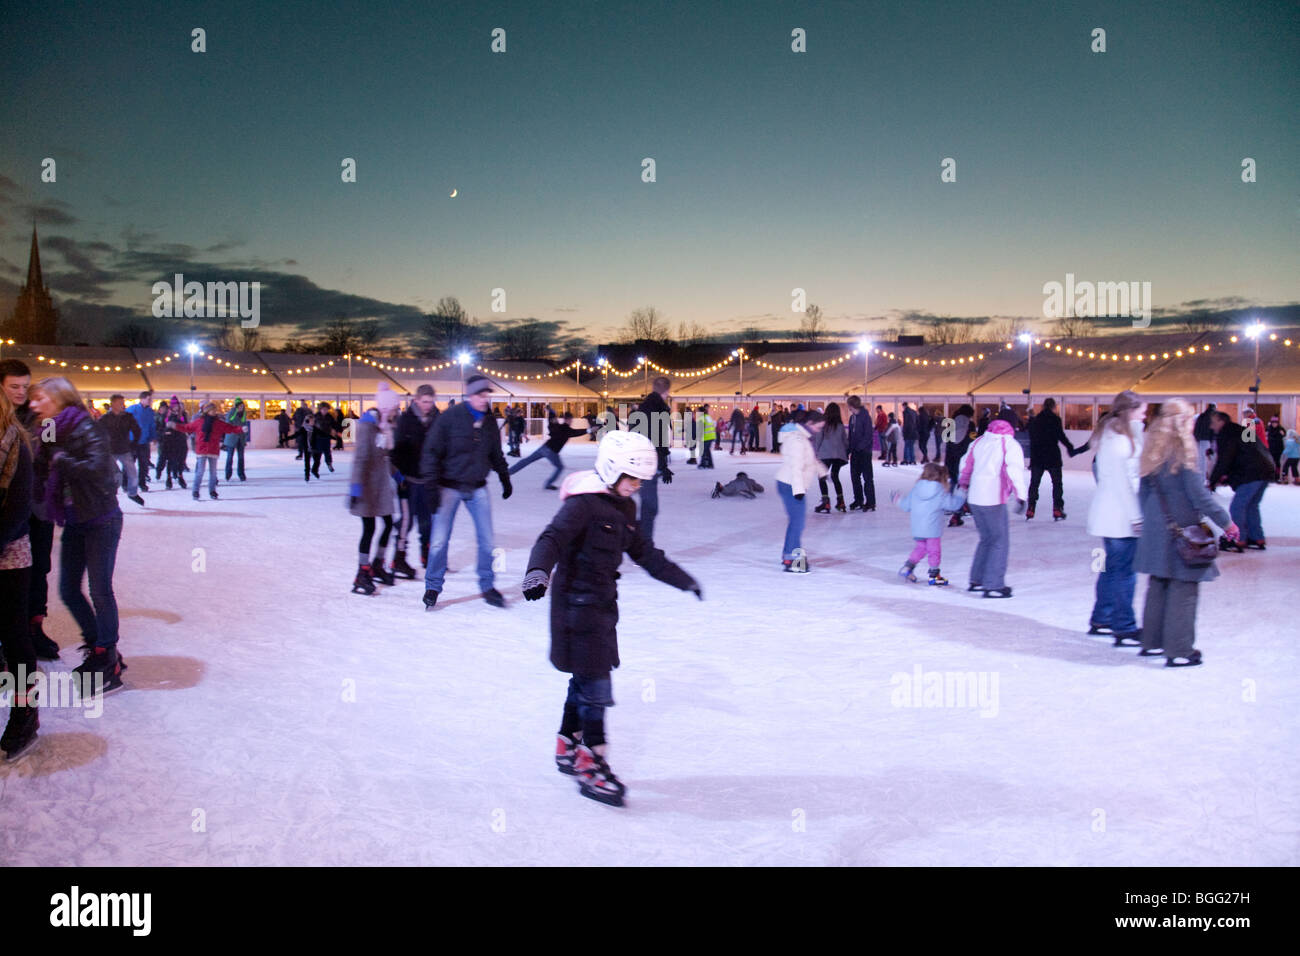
[27,224,45,293]
[1,222,59,344]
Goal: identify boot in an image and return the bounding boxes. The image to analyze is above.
[834,495,846,513]
[848,501,863,511]
[1052,508,1067,521]
[928,567,949,587]
[948,514,964,527]
[574,743,626,807]
[30,617,60,661]
[814,496,831,514]
[1219,535,1244,553]
[391,551,418,579]
[1,690,39,761]
[73,645,124,696]
[1025,504,1035,520]
[555,732,581,775]
[351,565,376,595]
[178,475,187,489]
[371,558,395,586]
[711,482,723,499]
[1165,649,1203,668]
[422,588,439,609]
[898,561,918,583]
[1245,539,1267,550]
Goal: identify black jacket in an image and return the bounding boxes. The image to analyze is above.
[99,411,141,455]
[1208,420,1276,489]
[902,406,918,440]
[917,406,932,439]
[419,402,509,492]
[48,414,120,524]
[393,404,439,479]
[1192,409,1216,442]
[847,407,874,452]
[545,421,586,453]
[527,490,694,674]
[635,390,672,476]
[0,432,33,547]
[1027,409,1076,469]
[1266,424,1286,454]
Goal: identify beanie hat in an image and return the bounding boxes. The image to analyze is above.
[375,382,399,414]
[465,373,494,395]
[416,384,436,397]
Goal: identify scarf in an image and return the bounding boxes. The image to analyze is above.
[43,405,89,526]
[201,413,217,443]
[0,423,23,495]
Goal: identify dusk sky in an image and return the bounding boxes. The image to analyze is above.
[1,0,1297,347]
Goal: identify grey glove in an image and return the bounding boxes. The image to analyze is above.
[522,569,549,601]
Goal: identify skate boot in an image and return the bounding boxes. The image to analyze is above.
[1025,505,1035,520]
[1052,509,1066,521]
[948,514,964,527]
[555,732,581,775]
[73,645,124,697]
[1,696,39,762]
[711,482,723,499]
[391,551,418,579]
[848,501,863,511]
[1245,539,1267,550]
[422,589,439,609]
[165,478,173,490]
[574,743,626,807]
[351,565,377,595]
[898,561,918,583]
[209,489,219,500]
[814,496,831,514]
[1218,535,1244,553]
[928,567,949,586]
[30,617,60,661]
[835,495,846,513]
[178,475,187,489]
[782,559,811,573]
[371,559,396,586]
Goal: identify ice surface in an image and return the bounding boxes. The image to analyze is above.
[1,442,1296,866]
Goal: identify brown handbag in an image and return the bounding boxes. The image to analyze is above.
[1153,474,1218,567]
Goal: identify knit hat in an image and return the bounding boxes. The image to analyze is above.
[416,384,436,397]
[464,373,494,395]
[375,382,399,414]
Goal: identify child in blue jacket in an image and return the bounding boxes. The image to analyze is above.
[892,462,966,585]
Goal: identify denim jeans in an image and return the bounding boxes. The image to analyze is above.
[509,445,563,486]
[113,452,138,496]
[59,510,123,649]
[1229,480,1267,541]
[1090,536,1138,634]
[134,442,152,486]
[424,485,496,593]
[903,438,916,464]
[563,673,615,747]
[397,481,432,559]
[638,475,660,544]
[777,480,806,563]
[194,454,219,493]
[224,440,246,480]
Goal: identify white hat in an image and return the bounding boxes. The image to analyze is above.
[375,382,399,414]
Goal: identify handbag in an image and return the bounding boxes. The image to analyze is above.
[1152,472,1218,567]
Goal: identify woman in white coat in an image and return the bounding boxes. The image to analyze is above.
[1084,390,1147,644]
[956,418,1029,597]
[774,409,827,572]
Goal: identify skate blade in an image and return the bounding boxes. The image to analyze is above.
[579,786,625,807]
[2,736,38,763]
[557,765,579,776]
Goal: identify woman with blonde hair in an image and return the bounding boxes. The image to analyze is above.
[27,376,127,693]
[1133,399,1239,667]
[0,389,40,756]
[1084,390,1146,643]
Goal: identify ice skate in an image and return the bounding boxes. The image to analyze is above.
[555,732,581,775]
[574,744,626,807]
[814,496,831,514]
[1,699,39,762]
[31,618,60,661]
[483,588,506,607]
[834,495,846,513]
[928,568,949,587]
[422,588,439,609]
[1052,509,1066,521]
[177,476,186,489]
[898,562,918,583]
[73,646,124,697]
[371,559,395,586]
[711,482,722,499]
[1025,505,1035,520]
[982,586,1012,599]
[1112,632,1142,647]
[391,552,418,579]
[351,566,377,595]
[1165,650,1203,668]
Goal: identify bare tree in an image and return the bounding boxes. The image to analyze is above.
[493,318,561,361]
[103,321,166,349]
[621,306,671,344]
[1052,315,1094,338]
[676,320,711,348]
[921,317,981,345]
[421,296,478,357]
[797,303,826,342]
[988,317,1030,342]
[238,326,262,351]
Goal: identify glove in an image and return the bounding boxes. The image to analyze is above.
[794,493,804,501]
[348,495,358,509]
[686,578,703,601]
[522,569,549,601]
[501,475,513,499]
[889,490,901,505]
[1013,499,1026,515]
[1225,522,1241,542]
[661,467,674,484]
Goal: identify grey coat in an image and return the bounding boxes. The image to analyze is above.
[1134,464,1231,582]
[815,422,849,462]
[348,416,397,518]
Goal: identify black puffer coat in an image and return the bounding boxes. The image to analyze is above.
[527,487,695,674]
[47,413,120,524]
[420,402,509,492]
[1208,419,1275,488]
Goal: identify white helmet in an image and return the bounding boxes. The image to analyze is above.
[595,431,659,484]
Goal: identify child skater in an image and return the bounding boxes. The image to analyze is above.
[521,431,701,807]
[891,462,966,586]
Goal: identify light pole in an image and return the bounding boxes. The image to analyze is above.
[458,351,470,402]
[346,352,352,417]
[598,356,609,402]
[1018,332,1034,412]
[1246,320,1265,405]
[732,348,745,400]
[187,342,199,400]
[858,339,872,404]
[639,356,648,396]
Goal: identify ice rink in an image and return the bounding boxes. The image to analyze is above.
[2,441,1296,866]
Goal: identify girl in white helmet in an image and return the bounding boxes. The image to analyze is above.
[522,430,701,807]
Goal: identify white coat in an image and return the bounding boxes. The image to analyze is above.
[1086,421,1144,539]
[774,424,828,496]
[958,427,1029,506]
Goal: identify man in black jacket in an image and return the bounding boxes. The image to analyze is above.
[420,374,512,607]
[509,411,586,489]
[916,405,932,463]
[100,395,145,506]
[1192,402,1216,474]
[845,395,877,511]
[630,376,673,544]
[902,403,919,465]
[393,384,439,574]
[1025,398,1077,519]
[1208,411,1274,549]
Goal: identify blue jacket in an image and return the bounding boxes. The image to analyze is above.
[222,406,250,449]
[897,479,966,539]
[126,402,156,444]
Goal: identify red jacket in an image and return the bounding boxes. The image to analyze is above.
[874,411,888,434]
[177,415,243,455]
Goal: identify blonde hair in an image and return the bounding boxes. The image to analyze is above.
[1139,398,1198,476]
[0,388,19,440]
[919,462,948,484]
[31,376,86,413]
[1090,389,1143,453]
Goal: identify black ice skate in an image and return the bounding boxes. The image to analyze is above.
[1,702,39,761]
[483,588,506,607]
[1165,650,1203,668]
[352,566,377,595]
[73,646,124,697]
[371,560,396,586]
[982,586,1013,599]
[574,744,626,807]
[31,618,59,661]
[555,733,581,775]
[178,476,187,489]
[422,589,439,609]
[1025,505,1035,520]
[391,552,418,579]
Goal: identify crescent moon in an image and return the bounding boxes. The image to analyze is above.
[449,188,458,198]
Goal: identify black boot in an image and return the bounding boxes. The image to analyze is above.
[422,588,439,609]
[73,645,124,696]
[1,696,39,761]
[391,552,417,579]
[351,565,376,595]
[371,559,395,586]
[834,496,846,513]
[30,617,60,661]
[814,496,831,514]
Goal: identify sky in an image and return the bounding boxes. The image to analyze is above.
[1,0,1297,348]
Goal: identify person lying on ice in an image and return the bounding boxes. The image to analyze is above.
[710,471,765,499]
[521,431,701,808]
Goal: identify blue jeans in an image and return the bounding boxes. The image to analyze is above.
[638,475,660,544]
[424,485,496,593]
[194,454,219,494]
[397,481,432,560]
[509,445,563,486]
[1229,480,1267,541]
[113,452,138,496]
[564,673,614,747]
[59,510,123,649]
[1090,536,1138,634]
[224,440,246,480]
[903,438,916,464]
[777,480,806,562]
